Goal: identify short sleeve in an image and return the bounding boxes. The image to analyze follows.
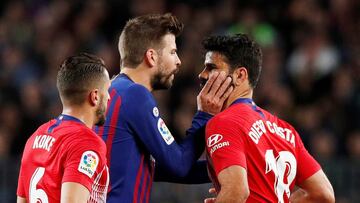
[16,162,25,197]
[62,135,106,192]
[206,116,247,176]
[295,131,321,184]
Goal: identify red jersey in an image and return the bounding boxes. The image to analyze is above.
[206,98,321,203]
[17,114,109,203]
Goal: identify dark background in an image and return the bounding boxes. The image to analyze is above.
[0,0,359,202]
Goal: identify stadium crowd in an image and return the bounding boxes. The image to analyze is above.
[0,0,359,202]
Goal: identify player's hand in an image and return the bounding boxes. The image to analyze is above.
[204,188,217,203]
[197,71,233,115]
[204,197,216,203]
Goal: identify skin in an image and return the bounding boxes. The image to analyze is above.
[17,69,111,203]
[121,34,233,115]
[289,170,335,203]
[198,51,252,108]
[200,51,335,203]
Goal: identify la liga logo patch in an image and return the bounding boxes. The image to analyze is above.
[157,118,174,145]
[78,151,99,178]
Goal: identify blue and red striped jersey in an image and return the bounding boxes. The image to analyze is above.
[95,74,212,203]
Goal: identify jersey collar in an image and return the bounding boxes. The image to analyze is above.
[230,98,254,106]
[58,114,84,125]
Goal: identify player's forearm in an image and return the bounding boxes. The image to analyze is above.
[289,189,335,203]
[186,111,213,133]
[215,187,249,203]
[165,111,212,175]
[17,196,26,203]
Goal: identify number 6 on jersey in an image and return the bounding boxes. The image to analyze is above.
[29,167,49,203]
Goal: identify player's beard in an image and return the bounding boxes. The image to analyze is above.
[151,59,177,90]
[95,96,106,126]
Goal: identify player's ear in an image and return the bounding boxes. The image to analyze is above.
[89,89,100,106]
[144,48,158,68]
[233,67,248,86]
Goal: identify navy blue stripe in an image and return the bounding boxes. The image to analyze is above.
[47,118,62,133]
[47,114,84,133]
[60,114,84,123]
[231,98,265,118]
[93,125,99,134]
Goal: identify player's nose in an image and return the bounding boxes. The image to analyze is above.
[176,54,181,67]
[198,68,208,80]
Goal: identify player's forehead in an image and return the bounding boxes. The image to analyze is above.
[161,33,177,50]
[204,51,229,68]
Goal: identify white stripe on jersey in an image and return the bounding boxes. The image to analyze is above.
[88,166,109,203]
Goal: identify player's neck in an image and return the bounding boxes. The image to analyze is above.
[224,87,253,109]
[61,106,94,128]
[121,66,153,91]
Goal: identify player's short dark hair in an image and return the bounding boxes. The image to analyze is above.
[57,53,107,105]
[119,13,184,67]
[202,34,263,88]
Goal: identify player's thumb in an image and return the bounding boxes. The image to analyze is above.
[204,197,216,203]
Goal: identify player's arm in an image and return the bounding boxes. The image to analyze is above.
[61,138,106,202]
[17,155,27,203]
[204,116,248,203]
[154,160,210,184]
[289,170,334,203]
[212,166,249,203]
[290,130,335,203]
[61,182,90,203]
[125,87,207,177]
[17,197,26,203]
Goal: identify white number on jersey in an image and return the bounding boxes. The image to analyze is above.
[29,167,49,203]
[265,150,297,203]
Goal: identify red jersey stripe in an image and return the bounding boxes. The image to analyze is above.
[133,154,145,203]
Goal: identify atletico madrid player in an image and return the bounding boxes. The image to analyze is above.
[200,34,335,203]
[17,53,111,203]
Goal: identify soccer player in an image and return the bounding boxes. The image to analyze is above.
[17,53,111,203]
[96,13,233,202]
[201,34,335,203]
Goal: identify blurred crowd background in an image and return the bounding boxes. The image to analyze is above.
[0,0,359,202]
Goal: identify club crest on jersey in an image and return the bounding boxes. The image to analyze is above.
[207,134,223,147]
[78,151,99,178]
[157,118,174,145]
[153,107,159,117]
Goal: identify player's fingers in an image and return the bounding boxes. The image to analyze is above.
[209,188,216,194]
[200,71,219,94]
[207,71,226,97]
[214,76,232,99]
[204,198,216,203]
[219,85,234,103]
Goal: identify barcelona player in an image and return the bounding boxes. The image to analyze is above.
[96,13,233,203]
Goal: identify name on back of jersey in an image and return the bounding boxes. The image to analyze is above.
[32,134,56,151]
[249,120,295,147]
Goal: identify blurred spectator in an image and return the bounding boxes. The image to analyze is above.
[0,0,359,202]
[309,129,338,161]
[0,127,11,159]
[228,7,277,47]
[346,130,360,161]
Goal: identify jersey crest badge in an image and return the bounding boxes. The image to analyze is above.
[157,118,174,145]
[153,107,159,117]
[78,151,99,178]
